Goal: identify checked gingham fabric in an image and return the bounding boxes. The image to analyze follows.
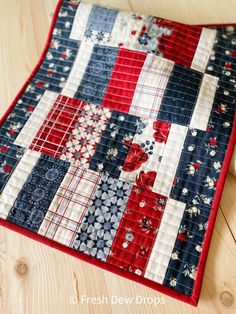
[0,0,236,306]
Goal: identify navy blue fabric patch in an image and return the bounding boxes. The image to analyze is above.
[0,85,45,142]
[0,141,25,193]
[209,85,236,138]
[6,154,70,232]
[0,1,80,142]
[87,6,118,33]
[89,111,141,178]
[206,28,235,82]
[163,28,236,296]
[53,0,79,40]
[205,28,236,138]
[33,38,79,93]
[158,64,202,126]
[170,128,226,205]
[75,45,118,104]
[162,194,210,296]
[73,173,132,261]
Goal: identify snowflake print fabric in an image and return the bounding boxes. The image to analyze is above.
[0,0,235,307]
[6,154,69,232]
[61,103,111,167]
[72,174,132,261]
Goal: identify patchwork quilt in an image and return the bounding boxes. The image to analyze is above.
[0,0,236,306]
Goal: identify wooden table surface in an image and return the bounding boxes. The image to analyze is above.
[0,1,235,313]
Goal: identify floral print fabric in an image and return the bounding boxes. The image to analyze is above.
[107,185,167,275]
[89,111,141,179]
[0,141,25,193]
[120,118,171,186]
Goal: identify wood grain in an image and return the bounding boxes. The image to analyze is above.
[0,1,235,313]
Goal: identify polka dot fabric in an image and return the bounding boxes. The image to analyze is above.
[0,0,235,306]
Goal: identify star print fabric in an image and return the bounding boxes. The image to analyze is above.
[72,174,132,261]
[0,0,235,306]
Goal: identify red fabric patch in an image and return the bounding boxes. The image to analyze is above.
[157,19,202,67]
[153,120,171,143]
[102,48,147,113]
[136,171,157,190]
[107,186,167,276]
[30,96,85,158]
[122,143,149,172]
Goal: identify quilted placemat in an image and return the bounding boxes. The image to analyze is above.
[0,0,235,306]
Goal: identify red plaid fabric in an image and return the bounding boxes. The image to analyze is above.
[30,95,85,158]
[129,54,174,118]
[38,165,101,247]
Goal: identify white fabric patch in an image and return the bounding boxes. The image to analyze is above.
[107,11,144,49]
[69,2,93,41]
[14,91,58,148]
[38,165,100,247]
[129,54,174,119]
[190,74,219,130]
[144,198,186,283]
[0,150,40,219]
[61,41,94,98]
[191,28,217,73]
[119,118,166,184]
[153,124,188,196]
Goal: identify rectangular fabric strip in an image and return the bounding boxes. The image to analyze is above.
[153,124,188,196]
[190,74,219,130]
[0,150,41,219]
[6,154,69,232]
[191,28,217,73]
[144,198,186,283]
[38,165,101,246]
[30,96,85,158]
[69,2,93,41]
[61,42,94,98]
[14,91,59,148]
[129,54,174,119]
